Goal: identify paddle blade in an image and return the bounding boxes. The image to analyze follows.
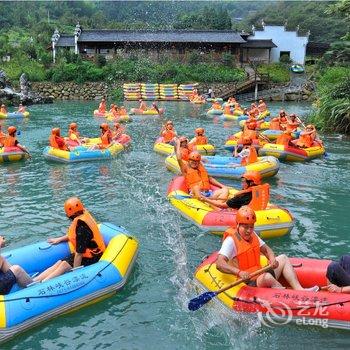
[188,291,217,311]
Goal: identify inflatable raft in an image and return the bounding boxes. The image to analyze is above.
[224,133,264,152]
[207,109,223,116]
[165,154,279,179]
[0,147,30,163]
[0,111,30,119]
[194,254,350,330]
[43,143,124,163]
[129,108,164,116]
[261,129,300,141]
[167,176,294,239]
[259,143,326,162]
[106,114,132,123]
[93,110,112,118]
[0,223,138,343]
[153,140,216,156]
[239,120,270,130]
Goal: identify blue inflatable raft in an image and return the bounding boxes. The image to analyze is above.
[0,223,138,343]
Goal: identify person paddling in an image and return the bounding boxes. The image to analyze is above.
[49,128,69,151]
[3,126,31,158]
[216,206,319,291]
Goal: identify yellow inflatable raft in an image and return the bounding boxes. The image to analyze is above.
[153,142,216,156]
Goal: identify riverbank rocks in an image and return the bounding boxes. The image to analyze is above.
[31,82,117,100]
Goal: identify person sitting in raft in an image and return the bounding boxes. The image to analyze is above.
[275,130,293,147]
[98,123,113,149]
[211,101,222,110]
[109,104,117,115]
[0,125,6,146]
[160,120,177,144]
[216,206,319,291]
[98,98,106,114]
[286,114,300,133]
[3,126,30,155]
[257,99,267,113]
[49,128,69,151]
[278,110,288,130]
[139,99,148,111]
[0,104,7,114]
[112,122,127,142]
[269,117,282,131]
[233,136,253,157]
[119,106,128,116]
[293,124,317,148]
[0,236,33,294]
[189,128,208,146]
[68,122,83,146]
[34,197,106,282]
[177,136,190,161]
[248,103,259,118]
[175,140,228,201]
[200,171,263,210]
[151,102,160,114]
[17,103,26,113]
[224,104,233,115]
[325,255,350,293]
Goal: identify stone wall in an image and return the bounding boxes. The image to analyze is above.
[31,82,118,100]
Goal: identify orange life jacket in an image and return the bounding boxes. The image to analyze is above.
[98,102,106,113]
[100,130,112,148]
[270,119,281,130]
[139,102,147,111]
[212,103,221,110]
[162,129,176,143]
[248,183,270,211]
[68,129,80,140]
[0,107,7,114]
[119,108,127,115]
[194,135,208,145]
[296,133,313,148]
[180,147,190,161]
[244,130,257,140]
[185,163,210,191]
[0,131,6,145]
[67,210,106,259]
[286,121,299,133]
[241,146,258,165]
[49,135,60,149]
[223,228,262,276]
[3,135,16,147]
[276,133,292,146]
[250,107,259,117]
[224,105,232,114]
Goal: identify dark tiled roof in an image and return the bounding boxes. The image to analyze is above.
[56,35,75,47]
[77,30,246,44]
[241,39,277,48]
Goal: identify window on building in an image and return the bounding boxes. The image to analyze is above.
[280,51,290,58]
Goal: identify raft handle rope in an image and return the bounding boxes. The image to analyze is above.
[1,231,133,303]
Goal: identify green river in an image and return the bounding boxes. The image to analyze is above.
[0,101,349,349]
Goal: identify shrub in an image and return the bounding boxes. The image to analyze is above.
[94,54,106,68]
[258,63,290,83]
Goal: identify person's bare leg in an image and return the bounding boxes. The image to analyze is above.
[274,254,304,290]
[34,261,63,282]
[10,265,33,287]
[257,272,284,288]
[42,261,72,282]
[0,256,12,272]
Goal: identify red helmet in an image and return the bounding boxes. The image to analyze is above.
[64,197,84,218]
[195,128,205,135]
[179,136,188,143]
[236,206,256,225]
[100,123,109,131]
[188,151,201,162]
[8,126,17,134]
[69,122,77,129]
[242,171,261,185]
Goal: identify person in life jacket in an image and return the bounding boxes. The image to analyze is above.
[189,128,208,146]
[49,128,69,151]
[257,99,267,113]
[3,126,30,155]
[216,206,319,290]
[119,106,128,115]
[278,110,288,130]
[160,120,177,144]
[233,135,252,157]
[0,125,6,146]
[243,121,258,141]
[34,197,106,282]
[293,124,316,148]
[249,103,259,118]
[175,139,228,201]
[211,101,222,110]
[276,130,293,147]
[0,104,7,114]
[151,102,160,114]
[286,114,300,133]
[17,103,26,113]
[68,122,82,146]
[112,122,127,142]
[139,99,148,111]
[98,98,106,113]
[98,123,112,149]
[178,136,190,161]
[269,117,282,131]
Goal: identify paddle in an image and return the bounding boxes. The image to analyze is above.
[258,132,271,143]
[188,265,272,311]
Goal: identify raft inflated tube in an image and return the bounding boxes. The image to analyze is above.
[93,110,113,118]
[167,176,294,239]
[258,143,326,162]
[0,111,30,119]
[261,129,300,141]
[154,140,216,156]
[0,147,30,163]
[106,114,132,123]
[165,154,279,179]
[43,143,124,163]
[0,223,138,344]
[194,254,350,330]
[207,109,223,116]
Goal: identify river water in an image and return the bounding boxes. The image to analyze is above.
[0,101,349,349]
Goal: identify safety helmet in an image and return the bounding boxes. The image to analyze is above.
[236,206,256,225]
[195,127,205,135]
[247,121,257,130]
[64,197,84,218]
[69,122,77,129]
[100,123,109,131]
[242,171,261,185]
[8,126,17,134]
[179,136,188,143]
[188,151,201,162]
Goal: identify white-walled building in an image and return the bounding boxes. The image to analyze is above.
[248,21,309,64]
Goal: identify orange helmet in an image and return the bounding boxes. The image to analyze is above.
[247,121,257,130]
[179,136,188,143]
[242,136,252,145]
[100,123,109,131]
[52,127,60,136]
[69,122,77,129]
[64,197,84,218]
[188,151,201,162]
[236,206,256,225]
[195,128,205,135]
[8,126,17,134]
[242,171,261,185]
